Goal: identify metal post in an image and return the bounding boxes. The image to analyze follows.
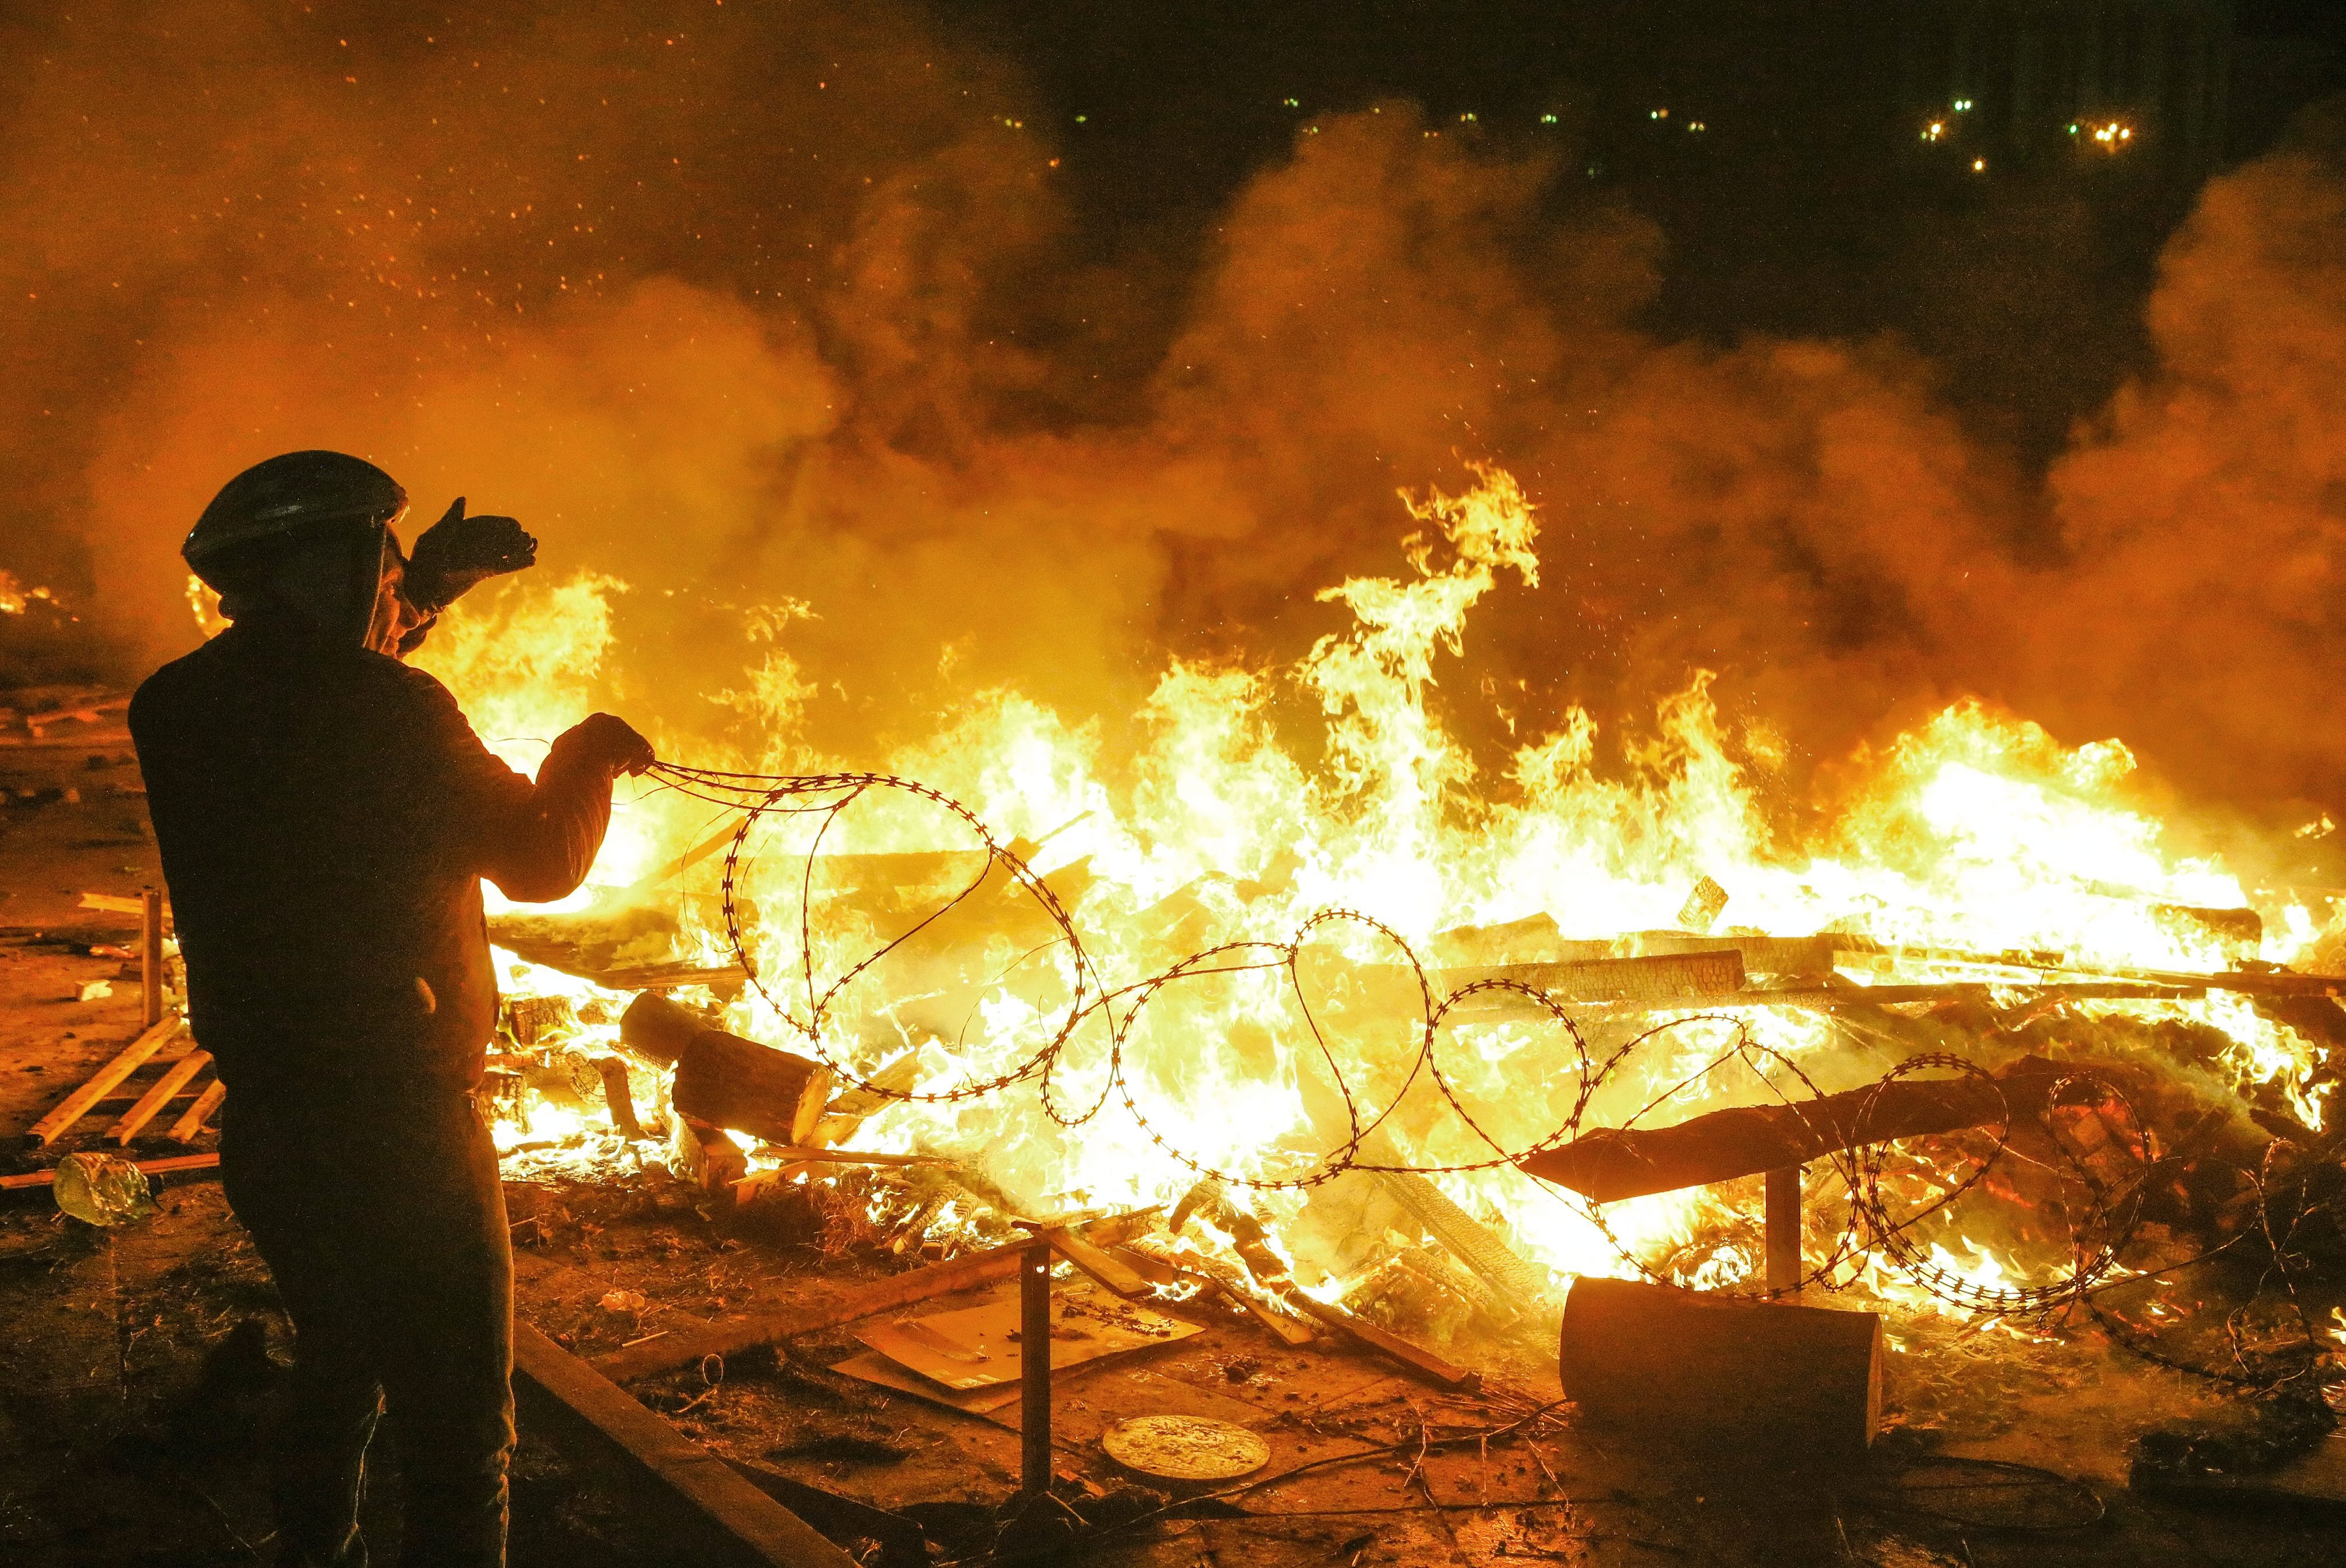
[140,887,164,1029]
[1019,1234,1053,1496]
[1765,1164,1802,1293]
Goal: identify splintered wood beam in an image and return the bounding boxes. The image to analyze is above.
[1374,1168,1556,1309]
[25,1015,183,1147]
[1727,981,2202,1008]
[78,891,148,916]
[1520,1057,2071,1203]
[808,1051,923,1148]
[512,1322,856,1568]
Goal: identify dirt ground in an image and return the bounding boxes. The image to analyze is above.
[3,710,2342,1566]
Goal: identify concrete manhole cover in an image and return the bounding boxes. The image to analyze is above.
[1101,1415,1271,1482]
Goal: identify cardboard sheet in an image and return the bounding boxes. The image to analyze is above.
[852,1283,1203,1391]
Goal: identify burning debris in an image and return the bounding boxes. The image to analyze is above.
[422,471,2343,1447]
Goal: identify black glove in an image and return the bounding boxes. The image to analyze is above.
[556,712,656,778]
[404,497,537,613]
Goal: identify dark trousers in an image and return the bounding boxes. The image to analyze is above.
[221,1083,514,1567]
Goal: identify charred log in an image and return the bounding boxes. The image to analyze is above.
[623,992,833,1147]
[1521,1057,2075,1202]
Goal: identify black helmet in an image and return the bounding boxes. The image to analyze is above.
[183,451,408,592]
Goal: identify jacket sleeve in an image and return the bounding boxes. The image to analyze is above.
[406,672,618,903]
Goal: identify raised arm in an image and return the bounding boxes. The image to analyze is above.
[412,679,654,902]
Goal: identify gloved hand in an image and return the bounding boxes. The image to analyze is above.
[557,712,657,778]
[404,497,537,613]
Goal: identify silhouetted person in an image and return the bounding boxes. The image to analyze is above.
[132,451,654,1567]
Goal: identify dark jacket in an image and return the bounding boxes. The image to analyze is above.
[131,620,617,1092]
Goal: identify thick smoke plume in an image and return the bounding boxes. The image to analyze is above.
[2035,105,2346,811]
[2,2,2343,830]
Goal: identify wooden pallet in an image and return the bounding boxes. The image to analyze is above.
[21,1014,223,1148]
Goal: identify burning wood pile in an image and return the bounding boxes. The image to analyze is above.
[472,798,2344,1412]
[422,471,2340,1501]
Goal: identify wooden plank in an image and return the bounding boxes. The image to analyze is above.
[593,1211,1155,1385]
[0,729,133,750]
[1116,1235,1320,1345]
[1283,1291,1479,1390]
[1373,1167,1554,1307]
[1020,1239,1051,1495]
[107,1050,211,1144]
[1765,1165,1802,1292]
[140,888,164,1027]
[592,962,747,991]
[91,1086,200,1107]
[753,1147,952,1168]
[78,891,147,916]
[25,1015,183,1146]
[721,1458,930,1563]
[1729,982,2195,1008]
[594,1057,647,1141]
[595,1244,1030,1386]
[1042,1225,1151,1297]
[167,1080,227,1143]
[1440,949,1747,1002]
[1,1151,220,1191]
[1624,931,1864,976]
[1211,1281,1319,1347]
[511,1322,856,1567]
[1104,1245,1182,1286]
[806,1052,923,1148]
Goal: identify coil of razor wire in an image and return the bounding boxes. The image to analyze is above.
[641,762,2325,1386]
